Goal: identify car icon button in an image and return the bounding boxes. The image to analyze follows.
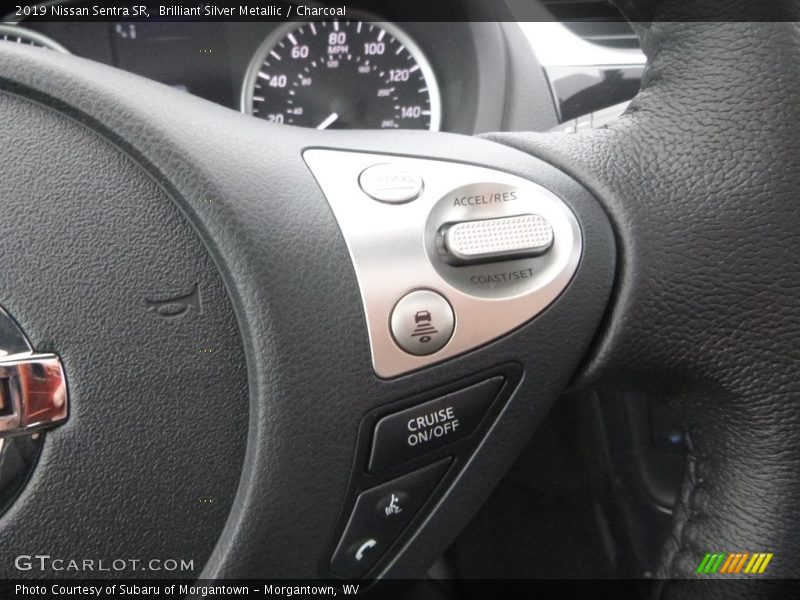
[390,290,454,356]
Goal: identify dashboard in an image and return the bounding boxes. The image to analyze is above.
[1,4,646,135]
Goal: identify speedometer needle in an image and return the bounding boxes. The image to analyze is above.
[316,112,339,130]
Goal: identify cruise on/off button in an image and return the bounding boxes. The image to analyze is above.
[368,377,505,472]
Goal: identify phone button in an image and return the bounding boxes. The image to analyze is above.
[354,538,378,561]
[330,459,451,578]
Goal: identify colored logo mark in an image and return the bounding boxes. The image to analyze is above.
[696,552,773,575]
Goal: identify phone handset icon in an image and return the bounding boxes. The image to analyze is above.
[355,539,377,561]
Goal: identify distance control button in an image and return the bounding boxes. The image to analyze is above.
[359,164,424,204]
[369,377,504,472]
[390,290,454,356]
[330,459,451,578]
[438,214,554,265]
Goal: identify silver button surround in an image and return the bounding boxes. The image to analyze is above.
[303,149,582,378]
[390,290,455,356]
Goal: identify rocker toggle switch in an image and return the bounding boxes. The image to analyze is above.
[437,214,554,265]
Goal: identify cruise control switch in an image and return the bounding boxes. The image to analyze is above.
[437,214,554,265]
[303,150,582,377]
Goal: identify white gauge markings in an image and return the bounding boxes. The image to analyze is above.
[244,19,439,130]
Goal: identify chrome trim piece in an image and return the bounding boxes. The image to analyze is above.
[240,18,442,131]
[304,150,582,378]
[518,21,645,68]
[0,354,68,436]
[0,306,68,437]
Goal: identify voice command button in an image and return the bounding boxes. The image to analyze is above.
[330,459,451,578]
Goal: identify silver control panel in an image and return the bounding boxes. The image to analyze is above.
[304,150,582,378]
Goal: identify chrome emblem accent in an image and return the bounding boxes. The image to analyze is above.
[0,354,67,436]
[0,307,68,438]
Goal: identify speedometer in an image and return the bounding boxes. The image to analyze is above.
[241,20,441,130]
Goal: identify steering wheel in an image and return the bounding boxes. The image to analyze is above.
[1,0,798,592]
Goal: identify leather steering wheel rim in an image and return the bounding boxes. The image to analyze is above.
[490,0,800,588]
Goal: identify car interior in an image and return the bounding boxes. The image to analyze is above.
[1,0,798,598]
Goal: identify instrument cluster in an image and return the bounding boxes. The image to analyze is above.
[0,17,486,132]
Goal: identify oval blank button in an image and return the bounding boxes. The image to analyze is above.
[359,164,424,204]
